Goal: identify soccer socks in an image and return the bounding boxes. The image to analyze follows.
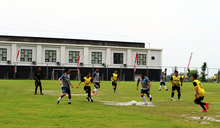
[178,94,181,99]
[68,99,71,102]
[171,92,174,98]
[164,86,167,90]
[149,95,152,98]
[57,97,61,101]
[159,86,162,90]
[94,88,98,93]
[200,102,206,110]
[142,96,147,102]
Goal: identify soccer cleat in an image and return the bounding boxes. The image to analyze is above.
[166,89,168,91]
[91,99,94,102]
[205,103,209,109]
[171,98,174,101]
[57,100,59,104]
[35,93,38,95]
[94,93,98,96]
[145,102,148,105]
[86,97,90,101]
[114,91,117,93]
[68,102,72,104]
[40,93,44,95]
[159,89,161,91]
[150,97,152,101]
[201,110,207,112]
[92,90,95,95]
[178,99,182,101]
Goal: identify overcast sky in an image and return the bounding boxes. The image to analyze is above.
[0,0,220,69]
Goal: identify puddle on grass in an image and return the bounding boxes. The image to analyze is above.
[101,101,155,107]
[191,116,220,123]
[182,115,220,124]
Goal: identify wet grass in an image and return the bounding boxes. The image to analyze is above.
[0,80,220,127]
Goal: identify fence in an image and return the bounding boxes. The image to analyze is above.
[0,62,219,82]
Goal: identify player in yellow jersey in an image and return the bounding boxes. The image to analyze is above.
[76,72,99,102]
[213,74,217,83]
[170,71,183,101]
[192,73,209,112]
[111,70,120,93]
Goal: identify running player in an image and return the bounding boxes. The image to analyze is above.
[57,68,73,104]
[213,74,217,83]
[34,67,44,95]
[92,68,100,95]
[170,71,183,101]
[76,72,99,102]
[192,73,209,112]
[159,72,168,91]
[136,73,152,105]
[111,70,120,93]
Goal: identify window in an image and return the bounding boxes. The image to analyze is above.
[20,49,32,62]
[137,54,146,65]
[69,51,79,63]
[114,53,123,64]
[91,52,102,64]
[45,50,56,62]
[0,48,7,61]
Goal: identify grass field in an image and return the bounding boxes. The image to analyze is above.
[0,80,220,128]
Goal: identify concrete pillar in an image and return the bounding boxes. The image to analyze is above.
[147,50,151,67]
[127,49,131,66]
[83,47,89,65]
[36,45,42,64]
[105,48,111,65]
[11,43,17,63]
[60,46,65,64]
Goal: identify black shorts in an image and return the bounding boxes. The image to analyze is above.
[84,86,91,93]
[214,79,217,81]
[172,86,181,92]
[112,82,117,87]
[160,82,165,85]
[194,96,204,103]
[35,81,41,86]
[94,82,100,89]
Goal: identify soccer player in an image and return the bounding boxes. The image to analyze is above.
[192,73,209,112]
[159,72,168,91]
[34,67,44,95]
[136,73,152,105]
[213,74,217,83]
[170,71,183,101]
[57,68,73,104]
[92,68,100,95]
[111,70,120,93]
[76,72,99,102]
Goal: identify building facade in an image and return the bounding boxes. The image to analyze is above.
[0,35,163,81]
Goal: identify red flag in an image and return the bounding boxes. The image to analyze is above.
[187,52,193,71]
[14,47,21,73]
[134,52,138,72]
[77,51,80,73]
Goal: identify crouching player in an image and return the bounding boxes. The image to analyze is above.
[192,74,209,112]
[57,68,73,104]
[136,73,152,105]
[76,72,99,102]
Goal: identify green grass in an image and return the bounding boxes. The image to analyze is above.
[0,80,220,128]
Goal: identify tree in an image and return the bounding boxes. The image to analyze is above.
[201,62,207,82]
[187,69,199,82]
[165,68,167,81]
[174,66,178,73]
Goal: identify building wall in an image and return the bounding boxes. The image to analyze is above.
[0,41,163,81]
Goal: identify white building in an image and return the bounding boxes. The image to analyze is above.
[0,35,163,81]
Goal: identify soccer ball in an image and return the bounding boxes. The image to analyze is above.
[132,100,137,105]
